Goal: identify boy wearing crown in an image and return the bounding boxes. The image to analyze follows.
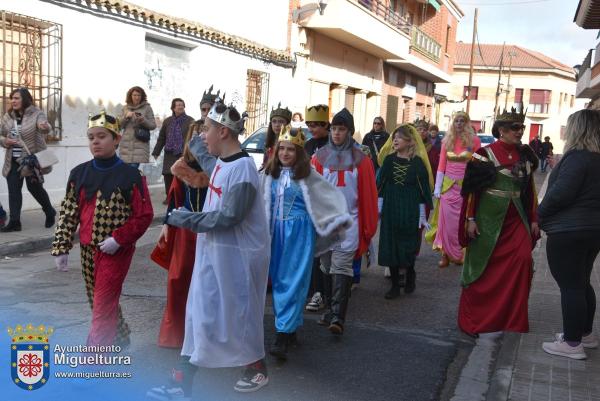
[51,111,154,347]
[147,101,270,398]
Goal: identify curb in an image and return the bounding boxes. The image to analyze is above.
[485,332,520,401]
[0,213,165,258]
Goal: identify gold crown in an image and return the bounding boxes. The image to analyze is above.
[495,107,526,124]
[270,102,292,122]
[7,324,54,344]
[305,104,329,122]
[88,109,120,135]
[278,125,306,147]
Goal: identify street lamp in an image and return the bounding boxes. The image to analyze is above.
[292,0,328,23]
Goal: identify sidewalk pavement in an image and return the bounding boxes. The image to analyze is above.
[0,185,167,257]
[486,172,600,401]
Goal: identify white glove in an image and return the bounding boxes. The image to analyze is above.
[55,254,69,272]
[99,237,120,255]
[418,203,430,230]
[377,197,383,215]
[433,171,444,199]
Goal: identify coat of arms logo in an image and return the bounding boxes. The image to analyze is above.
[7,323,53,390]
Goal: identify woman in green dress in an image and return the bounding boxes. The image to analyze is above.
[378,125,433,299]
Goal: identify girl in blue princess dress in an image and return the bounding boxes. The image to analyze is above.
[261,125,351,360]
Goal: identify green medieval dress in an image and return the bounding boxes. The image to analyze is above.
[377,154,433,268]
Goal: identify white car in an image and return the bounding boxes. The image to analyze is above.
[241,126,312,169]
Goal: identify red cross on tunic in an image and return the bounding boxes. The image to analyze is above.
[208,165,223,203]
[334,169,353,187]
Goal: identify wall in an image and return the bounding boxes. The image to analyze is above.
[0,0,293,209]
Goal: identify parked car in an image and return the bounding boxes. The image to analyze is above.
[477,133,495,145]
[241,126,312,169]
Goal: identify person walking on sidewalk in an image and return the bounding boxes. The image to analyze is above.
[377,125,433,299]
[152,98,195,203]
[119,86,156,168]
[458,108,539,337]
[540,136,554,173]
[311,108,378,335]
[262,125,350,360]
[51,110,154,346]
[539,109,600,360]
[0,87,56,232]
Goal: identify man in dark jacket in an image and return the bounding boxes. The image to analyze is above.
[304,104,330,157]
[361,117,389,172]
[540,136,554,172]
[530,136,543,160]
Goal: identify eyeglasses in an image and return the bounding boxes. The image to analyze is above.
[509,123,526,131]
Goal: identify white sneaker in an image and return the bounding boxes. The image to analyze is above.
[542,337,587,360]
[555,332,599,349]
[146,385,190,401]
[305,292,324,312]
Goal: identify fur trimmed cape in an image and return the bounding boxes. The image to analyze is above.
[260,169,352,256]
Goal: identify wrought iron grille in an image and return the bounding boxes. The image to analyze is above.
[245,69,270,135]
[0,11,63,141]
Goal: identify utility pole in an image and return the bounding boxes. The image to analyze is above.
[493,42,506,118]
[504,51,515,110]
[466,8,478,115]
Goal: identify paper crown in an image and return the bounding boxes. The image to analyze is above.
[7,324,54,344]
[278,125,306,147]
[88,110,120,135]
[200,85,223,106]
[305,104,329,122]
[207,99,247,135]
[495,107,526,124]
[269,102,292,123]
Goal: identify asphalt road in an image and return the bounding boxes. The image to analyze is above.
[0,224,475,401]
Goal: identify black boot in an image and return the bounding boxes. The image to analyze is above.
[1,220,21,232]
[269,332,289,360]
[328,274,353,335]
[405,266,416,294]
[44,208,56,228]
[385,266,401,299]
[317,273,333,326]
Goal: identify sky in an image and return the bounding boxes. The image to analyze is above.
[455,0,597,67]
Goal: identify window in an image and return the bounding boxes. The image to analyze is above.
[345,88,356,114]
[464,86,478,100]
[558,92,563,113]
[0,11,63,141]
[529,89,551,114]
[245,70,270,134]
[444,25,451,54]
[570,95,575,108]
[560,125,566,140]
[386,95,399,130]
[514,88,524,112]
[471,120,483,133]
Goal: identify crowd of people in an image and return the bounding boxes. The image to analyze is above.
[2,83,598,399]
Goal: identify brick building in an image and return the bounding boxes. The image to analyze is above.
[290,0,463,139]
[438,43,580,152]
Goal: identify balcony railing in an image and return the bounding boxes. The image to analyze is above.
[411,26,441,63]
[356,0,411,34]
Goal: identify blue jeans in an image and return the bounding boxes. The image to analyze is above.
[541,157,548,172]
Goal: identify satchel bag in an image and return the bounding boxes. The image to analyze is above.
[18,139,59,169]
[135,127,151,143]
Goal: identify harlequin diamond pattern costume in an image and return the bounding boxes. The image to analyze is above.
[51,112,153,346]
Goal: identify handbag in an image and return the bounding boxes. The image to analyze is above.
[135,127,151,143]
[18,139,59,169]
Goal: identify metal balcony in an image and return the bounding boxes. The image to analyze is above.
[356,0,412,34]
[410,26,441,63]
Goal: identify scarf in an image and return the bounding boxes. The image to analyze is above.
[315,134,365,171]
[165,113,187,154]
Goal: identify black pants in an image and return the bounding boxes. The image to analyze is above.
[309,257,325,297]
[163,173,174,199]
[6,159,53,222]
[546,231,600,342]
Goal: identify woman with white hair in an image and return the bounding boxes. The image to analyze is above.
[540,109,600,360]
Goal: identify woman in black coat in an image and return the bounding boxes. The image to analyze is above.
[539,109,600,360]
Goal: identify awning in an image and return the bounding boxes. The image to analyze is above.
[428,0,441,11]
